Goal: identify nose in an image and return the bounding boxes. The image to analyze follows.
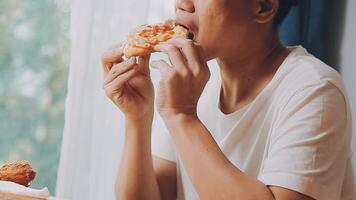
[175,0,195,13]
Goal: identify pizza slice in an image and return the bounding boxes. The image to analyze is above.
[123,20,189,58]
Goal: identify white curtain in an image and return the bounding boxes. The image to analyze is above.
[55,0,356,199]
[55,0,176,199]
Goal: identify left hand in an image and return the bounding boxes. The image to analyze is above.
[151,38,210,119]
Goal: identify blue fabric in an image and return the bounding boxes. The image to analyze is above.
[279,0,326,60]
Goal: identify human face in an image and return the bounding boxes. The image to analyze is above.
[175,0,256,61]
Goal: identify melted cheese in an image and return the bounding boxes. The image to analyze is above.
[127,20,188,50]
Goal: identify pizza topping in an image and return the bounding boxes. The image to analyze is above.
[123,20,188,57]
[126,20,188,49]
[138,25,174,38]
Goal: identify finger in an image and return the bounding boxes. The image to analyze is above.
[104,65,139,93]
[167,38,200,62]
[103,57,136,85]
[102,44,124,64]
[101,44,124,76]
[167,38,204,74]
[108,43,122,51]
[154,43,188,74]
[150,60,172,76]
[138,54,151,75]
[138,54,150,67]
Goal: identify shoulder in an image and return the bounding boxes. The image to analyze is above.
[293,54,341,84]
[272,47,349,112]
[269,47,352,140]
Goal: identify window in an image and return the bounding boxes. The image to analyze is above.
[0,0,69,193]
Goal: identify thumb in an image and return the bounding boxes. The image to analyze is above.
[138,55,151,75]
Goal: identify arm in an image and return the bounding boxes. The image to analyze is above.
[153,157,177,200]
[116,119,177,200]
[101,45,177,200]
[116,119,161,200]
[163,114,313,200]
[152,38,314,200]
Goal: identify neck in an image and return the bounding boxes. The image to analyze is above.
[217,31,290,113]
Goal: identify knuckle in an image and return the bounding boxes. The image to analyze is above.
[114,61,126,70]
[166,45,175,52]
[192,68,201,77]
[180,68,191,78]
[105,89,113,98]
[113,95,119,102]
[101,53,109,63]
[111,60,131,73]
[167,71,178,80]
[110,64,119,73]
[191,63,202,76]
[167,44,179,53]
[114,93,125,105]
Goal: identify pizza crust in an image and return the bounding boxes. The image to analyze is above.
[123,20,188,58]
[123,45,152,58]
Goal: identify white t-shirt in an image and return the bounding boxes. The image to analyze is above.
[152,46,355,200]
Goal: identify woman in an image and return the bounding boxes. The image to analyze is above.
[101,0,354,199]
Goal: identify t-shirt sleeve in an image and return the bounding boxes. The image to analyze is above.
[258,81,352,200]
[151,113,177,163]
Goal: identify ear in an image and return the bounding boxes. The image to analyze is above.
[253,0,279,25]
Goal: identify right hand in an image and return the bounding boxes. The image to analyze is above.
[101,44,154,122]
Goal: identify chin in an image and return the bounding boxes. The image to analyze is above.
[197,41,218,62]
[202,49,217,62]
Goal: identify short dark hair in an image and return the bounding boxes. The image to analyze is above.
[273,0,299,29]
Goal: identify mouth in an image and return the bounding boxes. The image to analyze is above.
[187,31,195,40]
[177,23,195,40]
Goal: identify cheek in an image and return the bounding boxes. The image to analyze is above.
[196,2,228,58]
[197,25,223,59]
[195,0,253,59]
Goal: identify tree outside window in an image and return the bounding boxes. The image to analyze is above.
[0,0,69,194]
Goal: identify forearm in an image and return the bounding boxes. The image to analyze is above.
[163,114,274,200]
[116,118,160,200]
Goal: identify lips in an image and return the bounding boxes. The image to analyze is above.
[175,19,196,41]
[181,24,196,40]
[178,24,195,40]
[187,31,195,40]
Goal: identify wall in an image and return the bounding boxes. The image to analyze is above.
[339,0,356,173]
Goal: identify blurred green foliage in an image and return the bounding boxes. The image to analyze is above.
[0,0,69,194]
